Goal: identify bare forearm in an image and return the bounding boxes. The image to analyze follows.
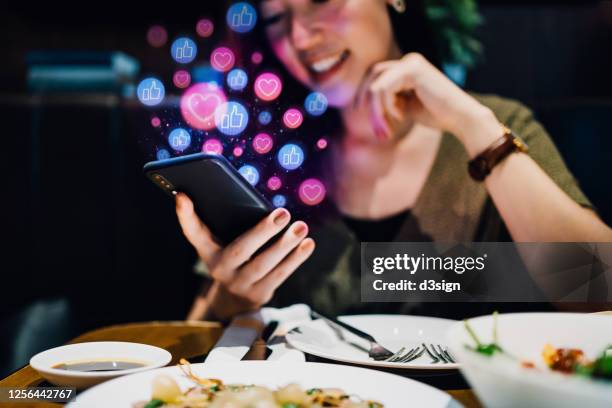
[459,109,612,242]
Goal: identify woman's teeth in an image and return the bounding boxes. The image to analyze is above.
[309,51,347,73]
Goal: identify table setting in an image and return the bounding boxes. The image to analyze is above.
[1,307,611,407]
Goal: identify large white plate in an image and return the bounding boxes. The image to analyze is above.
[68,361,459,407]
[286,315,459,370]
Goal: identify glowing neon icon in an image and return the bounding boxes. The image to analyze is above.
[277,143,304,171]
[210,47,235,72]
[147,25,167,48]
[316,138,328,150]
[238,164,259,186]
[227,2,257,33]
[305,92,328,116]
[272,194,287,208]
[233,146,244,157]
[267,176,282,191]
[173,70,191,89]
[137,77,165,106]
[196,19,214,38]
[283,108,303,129]
[202,138,223,155]
[215,101,249,136]
[251,52,263,65]
[168,128,191,152]
[227,69,248,91]
[156,148,171,160]
[258,111,272,125]
[180,82,227,130]
[171,38,197,64]
[151,117,161,127]
[298,178,326,206]
[252,133,273,154]
[254,72,282,101]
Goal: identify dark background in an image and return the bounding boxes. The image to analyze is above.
[1,0,611,377]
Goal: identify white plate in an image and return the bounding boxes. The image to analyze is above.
[68,361,459,407]
[30,341,172,389]
[446,313,612,408]
[286,314,459,370]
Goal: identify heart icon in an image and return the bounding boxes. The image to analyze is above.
[187,93,222,125]
[302,184,322,200]
[284,111,302,128]
[267,177,281,190]
[213,52,232,68]
[299,178,326,205]
[175,72,188,86]
[256,138,270,149]
[257,79,279,97]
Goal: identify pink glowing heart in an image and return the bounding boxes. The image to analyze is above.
[254,73,282,101]
[211,47,235,72]
[202,138,223,155]
[283,108,303,129]
[267,176,282,191]
[299,178,326,206]
[180,83,227,130]
[173,70,191,89]
[196,19,214,38]
[252,133,273,154]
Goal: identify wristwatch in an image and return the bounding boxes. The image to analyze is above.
[467,126,529,182]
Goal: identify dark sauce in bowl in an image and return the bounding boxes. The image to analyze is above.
[52,360,147,372]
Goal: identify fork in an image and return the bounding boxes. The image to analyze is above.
[310,311,395,361]
[422,343,456,364]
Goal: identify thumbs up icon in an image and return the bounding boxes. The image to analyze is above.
[228,69,248,90]
[305,92,328,116]
[277,143,304,170]
[171,38,197,64]
[137,77,165,106]
[216,102,249,136]
[227,2,257,33]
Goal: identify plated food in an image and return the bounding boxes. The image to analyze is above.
[134,359,383,408]
[464,312,612,383]
[69,361,455,407]
[446,312,612,408]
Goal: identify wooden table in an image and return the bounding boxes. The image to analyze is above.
[0,321,481,408]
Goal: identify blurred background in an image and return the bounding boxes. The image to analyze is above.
[1,0,611,377]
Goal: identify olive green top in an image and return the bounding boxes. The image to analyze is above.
[268,94,593,316]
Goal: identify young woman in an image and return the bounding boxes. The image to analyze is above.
[176,0,612,320]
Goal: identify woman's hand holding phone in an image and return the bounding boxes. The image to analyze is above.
[175,193,315,320]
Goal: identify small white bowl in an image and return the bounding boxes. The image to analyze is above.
[30,341,172,389]
[446,313,612,408]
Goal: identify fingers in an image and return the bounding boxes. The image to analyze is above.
[234,221,309,288]
[252,237,316,303]
[175,193,220,262]
[214,208,291,281]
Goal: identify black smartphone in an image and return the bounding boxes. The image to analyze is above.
[144,153,274,245]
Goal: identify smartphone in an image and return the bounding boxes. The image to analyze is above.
[144,153,274,245]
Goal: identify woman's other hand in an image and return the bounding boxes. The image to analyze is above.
[359,52,502,156]
[175,193,315,320]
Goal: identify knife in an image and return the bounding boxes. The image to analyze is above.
[241,320,279,360]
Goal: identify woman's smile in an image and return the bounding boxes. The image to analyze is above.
[305,49,351,85]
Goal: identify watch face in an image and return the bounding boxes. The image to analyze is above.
[468,157,489,181]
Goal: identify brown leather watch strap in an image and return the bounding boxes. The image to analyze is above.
[468,126,528,182]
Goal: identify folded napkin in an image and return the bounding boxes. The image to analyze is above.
[205,304,311,363]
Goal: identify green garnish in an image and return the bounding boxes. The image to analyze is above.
[282,404,299,408]
[143,399,164,408]
[464,311,503,356]
[306,388,321,395]
[209,384,219,392]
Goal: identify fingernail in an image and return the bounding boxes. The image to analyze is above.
[293,222,308,236]
[273,209,289,225]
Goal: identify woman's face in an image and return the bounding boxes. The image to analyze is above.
[260,0,400,108]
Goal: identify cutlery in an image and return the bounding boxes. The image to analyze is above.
[310,311,396,361]
[241,320,278,360]
[422,343,456,364]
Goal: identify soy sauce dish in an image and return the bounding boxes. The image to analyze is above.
[30,341,172,389]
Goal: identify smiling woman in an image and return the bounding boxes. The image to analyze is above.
[180,0,612,321]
